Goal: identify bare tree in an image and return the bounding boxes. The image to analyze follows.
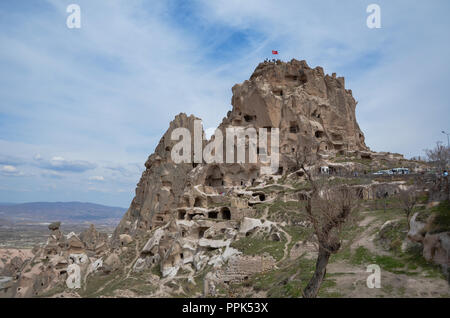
[299,164,360,298]
[289,135,318,172]
[375,187,389,213]
[425,141,449,172]
[398,189,418,230]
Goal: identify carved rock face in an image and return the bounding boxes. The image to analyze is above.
[223,59,368,163]
[113,59,370,277]
[115,60,369,237]
[113,113,202,239]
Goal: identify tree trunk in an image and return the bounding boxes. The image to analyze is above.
[303,247,331,298]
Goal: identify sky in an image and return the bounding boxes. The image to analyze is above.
[0,0,449,207]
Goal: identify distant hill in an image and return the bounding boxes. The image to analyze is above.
[0,202,127,224]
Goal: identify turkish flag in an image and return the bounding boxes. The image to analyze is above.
[272,50,278,55]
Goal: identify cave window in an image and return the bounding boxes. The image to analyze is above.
[198,227,208,238]
[259,194,266,201]
[276,167,283,175]
[299,74,308,84]
[205,166,224,187]
[180,253,184,259]
[272,89,283,96]
[208,211,218,219]
[220,207,231,220]
[165,146,170,152]
[312,109,321,119]
[292,147,295,153]
[178,210,186,220]
[315,131,324,138]
[285,75,298,81]
[244,115,255,122]
[156,216,164,222]
[289,122,299,133]
[194,197,204,207]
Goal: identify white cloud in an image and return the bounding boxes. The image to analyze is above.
[89,176,105,181]
[41,170,65,179]
[2,165,17,173]
[1,165,24,176]
[35,156,96,172]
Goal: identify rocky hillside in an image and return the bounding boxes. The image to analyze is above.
[1,59,448,298]
[114,59,371,240]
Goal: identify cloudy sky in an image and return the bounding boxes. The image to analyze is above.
[0,0,449,207]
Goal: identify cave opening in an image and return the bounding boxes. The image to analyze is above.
[244,115,256,122]
[178,210,186,220]
[289,122,299,133]
[208,211,218,219]
[220,207,231,220]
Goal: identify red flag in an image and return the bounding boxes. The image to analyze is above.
[272,50,278,55]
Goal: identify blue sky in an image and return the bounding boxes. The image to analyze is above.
[0,0,449,207]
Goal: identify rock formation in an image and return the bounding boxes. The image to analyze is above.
[115,59,370,236]
[110,59,374,283]
[0,222,110,297]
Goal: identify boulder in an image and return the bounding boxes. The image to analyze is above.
[423,232,450,268]
[407,212,427,243]
[80,224,108,252]
[119,234,133,246]
[103,253,121,273]
[48,222,61,231]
